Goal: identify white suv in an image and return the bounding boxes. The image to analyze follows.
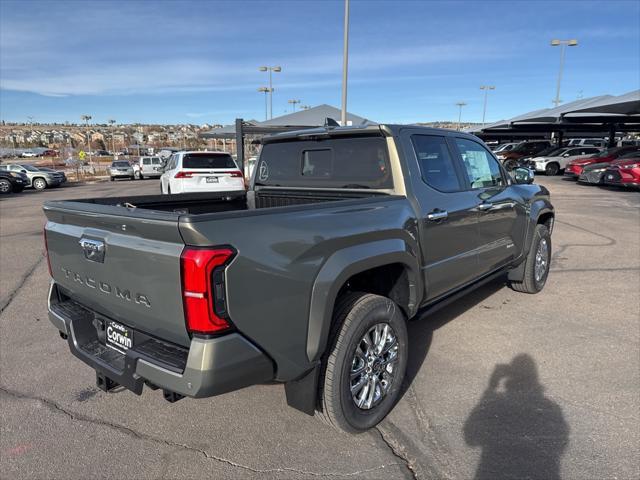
[160,151,245,194]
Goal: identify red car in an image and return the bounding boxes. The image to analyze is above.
[564,146,640,178]
[603,157,640,188]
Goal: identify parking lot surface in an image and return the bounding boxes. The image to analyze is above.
[1,178,638,479]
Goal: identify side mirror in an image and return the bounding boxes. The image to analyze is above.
[562,153,570,157]
[513,167,534,185]
[20,169,27,173]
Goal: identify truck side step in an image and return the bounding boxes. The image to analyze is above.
[96,372,120,392]
[162,390,184,403]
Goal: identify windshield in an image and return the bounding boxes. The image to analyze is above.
[182,153,236,169]
[255,135,393,189]
[20,164,40,172]
[112,161,130,167]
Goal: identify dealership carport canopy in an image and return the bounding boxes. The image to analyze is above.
[472,90,640,140]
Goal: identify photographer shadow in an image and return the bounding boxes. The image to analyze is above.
[463,354,569,480]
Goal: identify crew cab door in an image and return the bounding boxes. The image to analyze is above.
[451,137,526,273]
[402,132,483,301]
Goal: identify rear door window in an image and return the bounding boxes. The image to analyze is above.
[411,135,462,192]
[256,136,393,189]
[182,153,236,169]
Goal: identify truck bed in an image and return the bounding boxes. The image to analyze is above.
[67,188,386,215]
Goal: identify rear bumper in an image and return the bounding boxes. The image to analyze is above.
[48,282,274,398]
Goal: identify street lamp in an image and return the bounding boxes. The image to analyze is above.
[257,87,271,121]
[258,66,281,119]
[341,0,350,126]
[455,102,467,131]
[108,119,116,157]
[479,86,495,127]
[288,99,301,112]
[550,39,578,107]
[81,114,93,166]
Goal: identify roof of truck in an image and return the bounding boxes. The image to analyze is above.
[261,124,479,143]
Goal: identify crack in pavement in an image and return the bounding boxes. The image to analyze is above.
[0,255,45,315]
[374,426,419,480]
[0,386,403,478]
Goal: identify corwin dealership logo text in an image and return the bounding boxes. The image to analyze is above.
[61,267,151,308]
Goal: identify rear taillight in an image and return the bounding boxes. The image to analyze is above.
[43,224,52,277]
[228,170,243,178]
[180,247,234,334]
[174,171,193,179]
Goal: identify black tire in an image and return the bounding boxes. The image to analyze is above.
[0,179,12,194]
[110,177,114,182]
[32,177,47,190]
[317,292,408,433]
[510,224,551,294]
[545,163,560,176]
[13,185,24,193]
[130,175,135,180]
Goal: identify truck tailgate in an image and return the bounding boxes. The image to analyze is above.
[44,202,189,347]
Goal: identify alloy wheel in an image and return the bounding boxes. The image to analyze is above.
[535,238,549,282]
[350,323,399,410]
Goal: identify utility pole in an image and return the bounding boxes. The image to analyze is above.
[108,119,116,158]
[455,102,467,131]
[81,114,92,168]
[341,0,350,126]
[479,86,495,127]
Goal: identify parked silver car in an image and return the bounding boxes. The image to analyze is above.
[0,163,65,190]
[110,161,135,181]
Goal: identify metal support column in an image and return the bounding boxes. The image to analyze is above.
[608,124,616,148]
[235,118,245,173]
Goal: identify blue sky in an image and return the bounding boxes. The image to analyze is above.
[1,0,638,125]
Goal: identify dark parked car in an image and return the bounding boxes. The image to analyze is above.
[565,146,640,179]
[0,163,65,190]
[43,124,554,433]
[496,140,553,170]
[0,169,28,194]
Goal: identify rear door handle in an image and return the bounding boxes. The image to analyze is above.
[477,202,493,211]
[426,210,448,221]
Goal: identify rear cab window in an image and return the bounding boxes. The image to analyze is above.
[255,136,393,189]
[182,153,236,169]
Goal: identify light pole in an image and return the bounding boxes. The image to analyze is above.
[341,0,350,126]
[257,87,270,121]
[551,39,578,107]
[455,102,467,131]
[480,85,495,127]
[258,66,281,119]
[288,99,301,112]
[81,114,92,167]
[108,119,116,157]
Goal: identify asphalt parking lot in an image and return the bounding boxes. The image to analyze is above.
[1,177,638,479]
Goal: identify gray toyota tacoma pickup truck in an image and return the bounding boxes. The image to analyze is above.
[44,125,554,433]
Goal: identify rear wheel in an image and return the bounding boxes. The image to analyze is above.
[0,179,12,194]
[545,163,560,176]
[318,292,408,433]
[32,177,47,190]
[510,224,551,294]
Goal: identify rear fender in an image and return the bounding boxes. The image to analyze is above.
[306,238,420,363]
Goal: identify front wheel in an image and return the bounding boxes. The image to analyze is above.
[32,177,47,190]
[318,292,408,433]
[510,224,551,294]
[0,179,12,194]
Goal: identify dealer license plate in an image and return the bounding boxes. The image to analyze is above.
[206,176,219,183]
[105,320,133,353]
